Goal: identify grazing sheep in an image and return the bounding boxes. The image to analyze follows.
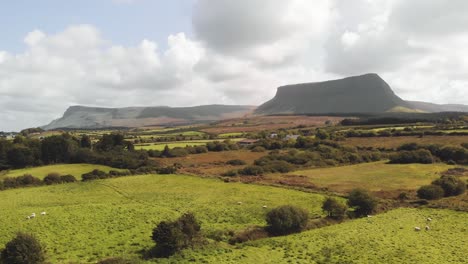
[426,217,432,222]
[30,213,36,218]
[414,227,421,231]
[262,205,267,208]
[367,215,373,218]
[425,225,430,231]
[26,216,30,220]
[41,212,46,216]
[237,202,242,205]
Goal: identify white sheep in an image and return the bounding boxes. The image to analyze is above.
[237,202,242,205]
[426,217,432,222]
[262,205,267,208]
[414,227,421,231]
[425,225,430,231]
[26,216,30,220]
[30,213,36,218]
[367,215,373,218]
[41,212,46,216]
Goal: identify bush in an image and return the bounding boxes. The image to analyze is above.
[60,174,77,183]
[389,149,433,164]
[432,175,466,197]
[43,173,61,185]
[226,159,246,166]
[239,165,264,176]
[347,189,377,217]
[81,169,107,181]
[251,146,266,152]
[417,185,445,200]
[0,232,45,264]
[97,257,137,264]
[322,197,347,220]
[266,205,309,235]
[151,213,201,258]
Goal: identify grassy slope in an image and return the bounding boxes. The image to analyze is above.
[290,161,457,192]
[0,175,324,263]
[343,135,467,149]
[1,164,127,180]
[178,208,467,264]
[136,138,244,151]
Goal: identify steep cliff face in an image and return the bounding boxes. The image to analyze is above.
[43,105,255,130]
[255,74,410,114]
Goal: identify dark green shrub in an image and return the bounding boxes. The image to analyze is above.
[226,159,246,166]
[43,173,61,185]
[417,185,444,200]
[0,232,45,264]
[322,197,347,220]
[239,165,264,176]
[251,146,266,152]
[60,174,77,183]
[432,175,466,197]
[347,189,377,217]
[389,149,433,164]
[151,213,201,258]
[266,205,309,235]
[81,169,107,181]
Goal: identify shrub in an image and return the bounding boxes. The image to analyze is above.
[251,146,266,152]
[432,175,466,197]
[151,213,201,258]
[322,197,347,220]
[239,165,264,176]
[226,159,246,166]
[43,173,61,185]
[222,170,238,177]
[417,185,445,200]
[97,257,137,264]
[60,174,77,183]
[347,189,377,217]
[389,149,433,164]
[0,232,45,264]
[266,205,309,235]
[81,169,107,181]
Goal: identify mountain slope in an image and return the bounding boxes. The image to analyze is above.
[43,105,255,130]
[255,73,410,115]
[406,101,468,113]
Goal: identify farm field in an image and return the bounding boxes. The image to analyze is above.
[136,138,244,150]
[288,161,459,193]
[175,208,467,264]
[158,150,268,175]
[0,164,127,180]
[343,135,468,149]
[0,174,325,263]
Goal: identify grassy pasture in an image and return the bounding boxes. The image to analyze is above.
[0,164,127,180]
[0,174,325,263]
[136,138,245,150]
[178,208,467,264]
[289,161,458,193]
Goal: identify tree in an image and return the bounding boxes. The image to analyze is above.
[347,189,377,217]
[322,197,347,220]
[80,135,92,148]
[417,185,444,200]
[266,205,309,235]
[1,232,45,264]
[316,129,329,140]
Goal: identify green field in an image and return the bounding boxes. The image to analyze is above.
[0,174,325,263]
[136,138,244,150]
[178,208,467,264]
[218,132,245,138]
[1,164,127,180]
[291,161,458,192]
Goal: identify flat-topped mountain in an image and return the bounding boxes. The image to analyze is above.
[255,73,468,115]
[255,74,410,114]
[43,105,255,130]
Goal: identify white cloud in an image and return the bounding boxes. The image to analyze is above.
[1,0,468,131]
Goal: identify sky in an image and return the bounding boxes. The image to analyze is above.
[1,0,467,131]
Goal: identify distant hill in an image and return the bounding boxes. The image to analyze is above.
[255,73,468,115]
[42,105,255,130]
